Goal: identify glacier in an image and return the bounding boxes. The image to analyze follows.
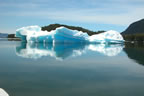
[16,25,124,43]
[15,42,124,60]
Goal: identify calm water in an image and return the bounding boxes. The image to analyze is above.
[0,41,144,96]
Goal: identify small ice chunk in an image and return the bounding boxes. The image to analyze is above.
[0,88,9,96]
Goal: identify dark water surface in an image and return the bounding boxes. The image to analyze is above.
[0,41,144,96]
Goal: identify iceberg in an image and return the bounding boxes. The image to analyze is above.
[15,42,124,60]
[16,26,89,43]
[89,30,124,43]
[16,26,124,43]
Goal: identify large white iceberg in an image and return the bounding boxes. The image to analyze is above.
[16,26,124,43]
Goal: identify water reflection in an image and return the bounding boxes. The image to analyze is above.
[88,44,123,56]
[16,42,124,60]
[124,43,144,66]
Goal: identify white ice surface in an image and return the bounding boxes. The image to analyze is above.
[0,88,9,96]
[16,26,124,43]
[89,30,124,43]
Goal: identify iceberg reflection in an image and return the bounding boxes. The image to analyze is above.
[16,42,87,60]
[16,42,124,60]
[88,44,124,56]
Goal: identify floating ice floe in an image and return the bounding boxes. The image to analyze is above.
[16,26,124,43]
[0,88,9,96]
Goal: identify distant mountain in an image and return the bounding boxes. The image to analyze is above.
[0,33,8,38]
[121,19,144,41]
[121,19,144,35]
[7,34,16,38]
[41,24,105,36]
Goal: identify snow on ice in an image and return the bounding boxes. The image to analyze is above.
[16,26,124,44]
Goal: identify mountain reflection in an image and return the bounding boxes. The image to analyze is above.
[16,42,124,60]
[124,43,144,66]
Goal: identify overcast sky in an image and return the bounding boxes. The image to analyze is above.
[0,0,144,33]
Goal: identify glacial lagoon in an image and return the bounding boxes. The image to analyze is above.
[1,41,144,96]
